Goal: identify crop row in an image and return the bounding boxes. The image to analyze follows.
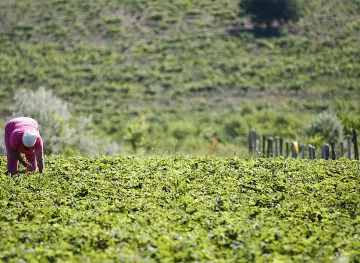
[0,155,359,262]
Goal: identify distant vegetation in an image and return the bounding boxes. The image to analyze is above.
[0,0,359,155]
[240,0,303,24]
[305,111,344,147]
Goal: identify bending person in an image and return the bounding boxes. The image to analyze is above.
[4,117,44,175]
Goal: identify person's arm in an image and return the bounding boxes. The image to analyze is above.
[35,139,44,173]
[9,133,27,167]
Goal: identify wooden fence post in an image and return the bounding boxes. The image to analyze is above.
[249,131,256,152]
[267,137,274,157]
[353,129,359,161]
[322,144,330,160]
[279,137,283,156]
[300,144,306,159]
[262,136,266,156]
[339,142,344,158]
[308,145,316,160]
[247,130,358,160]
[308,145,313,160]
[347,135,352,159]
[258,135,263,154]
[330,142,336,160]
[286,141,290,157]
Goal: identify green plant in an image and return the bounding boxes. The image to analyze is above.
[305,111,344,146]
[224,117,248,139]
[240,0,303,25]
[0,155,359,261]
[123,115,150,153]
[11,86,121,155]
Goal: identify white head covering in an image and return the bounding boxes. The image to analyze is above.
[22,130,38,147]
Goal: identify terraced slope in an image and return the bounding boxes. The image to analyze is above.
[0,0,359,153]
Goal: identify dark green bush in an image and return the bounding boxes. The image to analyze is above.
[240,0,303,24]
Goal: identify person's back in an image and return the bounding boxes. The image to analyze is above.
[4,117,44,174]
[6,117,41,152]
[7,117,38,132]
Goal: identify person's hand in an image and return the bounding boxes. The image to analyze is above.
[20,160,27,167]
[26,162,34,171]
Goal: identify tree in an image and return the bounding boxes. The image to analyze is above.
[240,0,302,26]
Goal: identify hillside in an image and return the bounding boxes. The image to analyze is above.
[0,156,359,261]
[0,0,360,154]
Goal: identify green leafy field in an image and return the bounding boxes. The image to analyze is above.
[1,156,359,262]
[1,0,360,154]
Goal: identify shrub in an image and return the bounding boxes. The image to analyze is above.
[168,121,198,141]
[305,111,344,146]
[10,86,122,155]
[12,86,72,154]
[223,117,248,139]
[240,0,303,25]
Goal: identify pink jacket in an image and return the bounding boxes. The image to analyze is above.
[5,117,44,172]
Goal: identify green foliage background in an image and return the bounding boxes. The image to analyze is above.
[0,0,360,154]
[0,2,359,261]
[1,156,359,262]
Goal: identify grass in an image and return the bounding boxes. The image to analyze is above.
[0,0,359,154]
